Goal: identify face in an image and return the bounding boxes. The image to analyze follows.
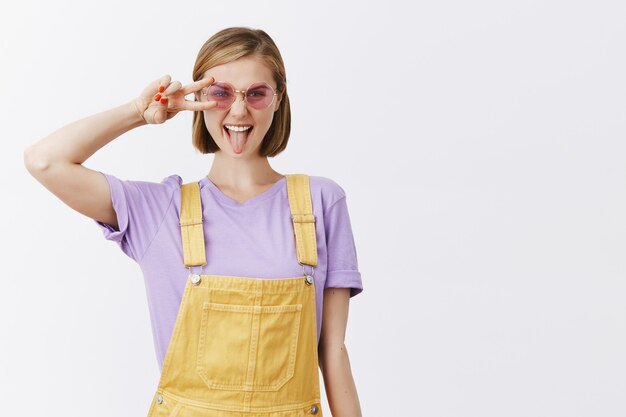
[197,54,282,158]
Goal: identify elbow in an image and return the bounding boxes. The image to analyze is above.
[24,145,51,174]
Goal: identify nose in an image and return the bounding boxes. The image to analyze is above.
[229,92,248,115]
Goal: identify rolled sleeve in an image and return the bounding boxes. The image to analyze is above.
[323,193,364,298]
[325,270,363,298]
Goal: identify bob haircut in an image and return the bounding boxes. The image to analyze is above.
[191,27,290,157]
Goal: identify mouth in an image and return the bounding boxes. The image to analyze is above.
[223,125,253,154]
[223,124,253,133]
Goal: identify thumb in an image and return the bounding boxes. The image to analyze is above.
[144,102,167,124]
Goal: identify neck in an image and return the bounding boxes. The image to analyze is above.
[207,152,284,188]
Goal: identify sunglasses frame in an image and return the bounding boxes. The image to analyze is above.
[201,80,279,110]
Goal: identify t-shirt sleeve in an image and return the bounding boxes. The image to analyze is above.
[324,192,364,298]
[93,171,178,262]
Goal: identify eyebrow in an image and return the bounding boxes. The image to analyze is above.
[214,81,273,89]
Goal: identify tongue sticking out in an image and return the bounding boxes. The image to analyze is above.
[227,129,250,154]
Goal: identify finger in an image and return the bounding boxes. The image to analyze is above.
[162,80,182,96]
[144,104,160,124]
[153,106,167,124]
[147,100,170,123]
[179,99,219,112]
[152,79,179,104]
[153,92,168,104]
[179,76,215,97]
[154,74,172,94]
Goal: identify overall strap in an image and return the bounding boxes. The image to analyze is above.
[180,182,207,267]
[179,176,317,268]
[286,174,318,267]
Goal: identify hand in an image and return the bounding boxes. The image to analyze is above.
[132,74,218,125]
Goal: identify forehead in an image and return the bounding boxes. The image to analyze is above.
[202,55,275,89]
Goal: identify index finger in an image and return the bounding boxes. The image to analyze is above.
[179,76,215,97]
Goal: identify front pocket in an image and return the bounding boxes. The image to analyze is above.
[196,301,303,391]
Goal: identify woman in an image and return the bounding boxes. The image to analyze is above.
[24,27,363,416]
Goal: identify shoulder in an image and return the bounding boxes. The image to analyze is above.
[157,174,185,201]
[105,172,182,188]
[162,174,184,188]
[99,172,181,194]
[104,173,183,207]
[134,173,183,192]
[307,175,347,211]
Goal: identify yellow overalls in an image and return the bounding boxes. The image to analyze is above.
[146,174,323,417]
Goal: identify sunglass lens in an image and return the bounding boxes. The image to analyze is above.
[206,82,235,109]
[246,83,274,109]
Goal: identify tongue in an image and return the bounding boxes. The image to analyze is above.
[228,129,249,154]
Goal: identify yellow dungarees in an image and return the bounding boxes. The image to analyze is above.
[147,174,323,417]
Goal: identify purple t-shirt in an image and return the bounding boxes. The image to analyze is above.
[93,172,363,371]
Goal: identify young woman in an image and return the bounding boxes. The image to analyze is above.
[24,27,363,417]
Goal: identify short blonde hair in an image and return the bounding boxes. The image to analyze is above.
[191,27,290,157]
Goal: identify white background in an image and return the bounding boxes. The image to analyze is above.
[2,0,625,416]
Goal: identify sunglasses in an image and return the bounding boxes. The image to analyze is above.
[201,81,279,110]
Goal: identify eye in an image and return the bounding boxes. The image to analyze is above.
[247,89,268,97]
[208,84,233,98]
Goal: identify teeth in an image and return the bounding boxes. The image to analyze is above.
[225,125,252,132]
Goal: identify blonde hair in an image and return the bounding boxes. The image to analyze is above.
[191,27,290,157]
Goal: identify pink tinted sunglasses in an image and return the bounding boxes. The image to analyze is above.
[201,81,279,110]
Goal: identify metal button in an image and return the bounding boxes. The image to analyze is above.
[305,275,314,285]
[191,274,201,285]
[156,394,163,405]
[309,404,319,414]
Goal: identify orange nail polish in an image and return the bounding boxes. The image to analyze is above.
[160,97,168,104]
[158,85,165,93]
[154,94,162,101]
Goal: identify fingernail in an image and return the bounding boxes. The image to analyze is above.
[160,97,168,104]
[154,94,162,101]
[158,85,165,93]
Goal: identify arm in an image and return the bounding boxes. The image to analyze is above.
[23,75,215,229]
[318,287,363,417]
[24,99,146,229]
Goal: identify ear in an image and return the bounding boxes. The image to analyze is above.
[274,90,283,112]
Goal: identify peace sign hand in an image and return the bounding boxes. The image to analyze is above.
[132,74,218,125]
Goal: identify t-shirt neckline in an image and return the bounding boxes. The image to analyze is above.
[199,175,287,207]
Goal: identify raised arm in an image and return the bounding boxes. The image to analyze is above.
[23,74,217,229]
[24,99,146,229]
